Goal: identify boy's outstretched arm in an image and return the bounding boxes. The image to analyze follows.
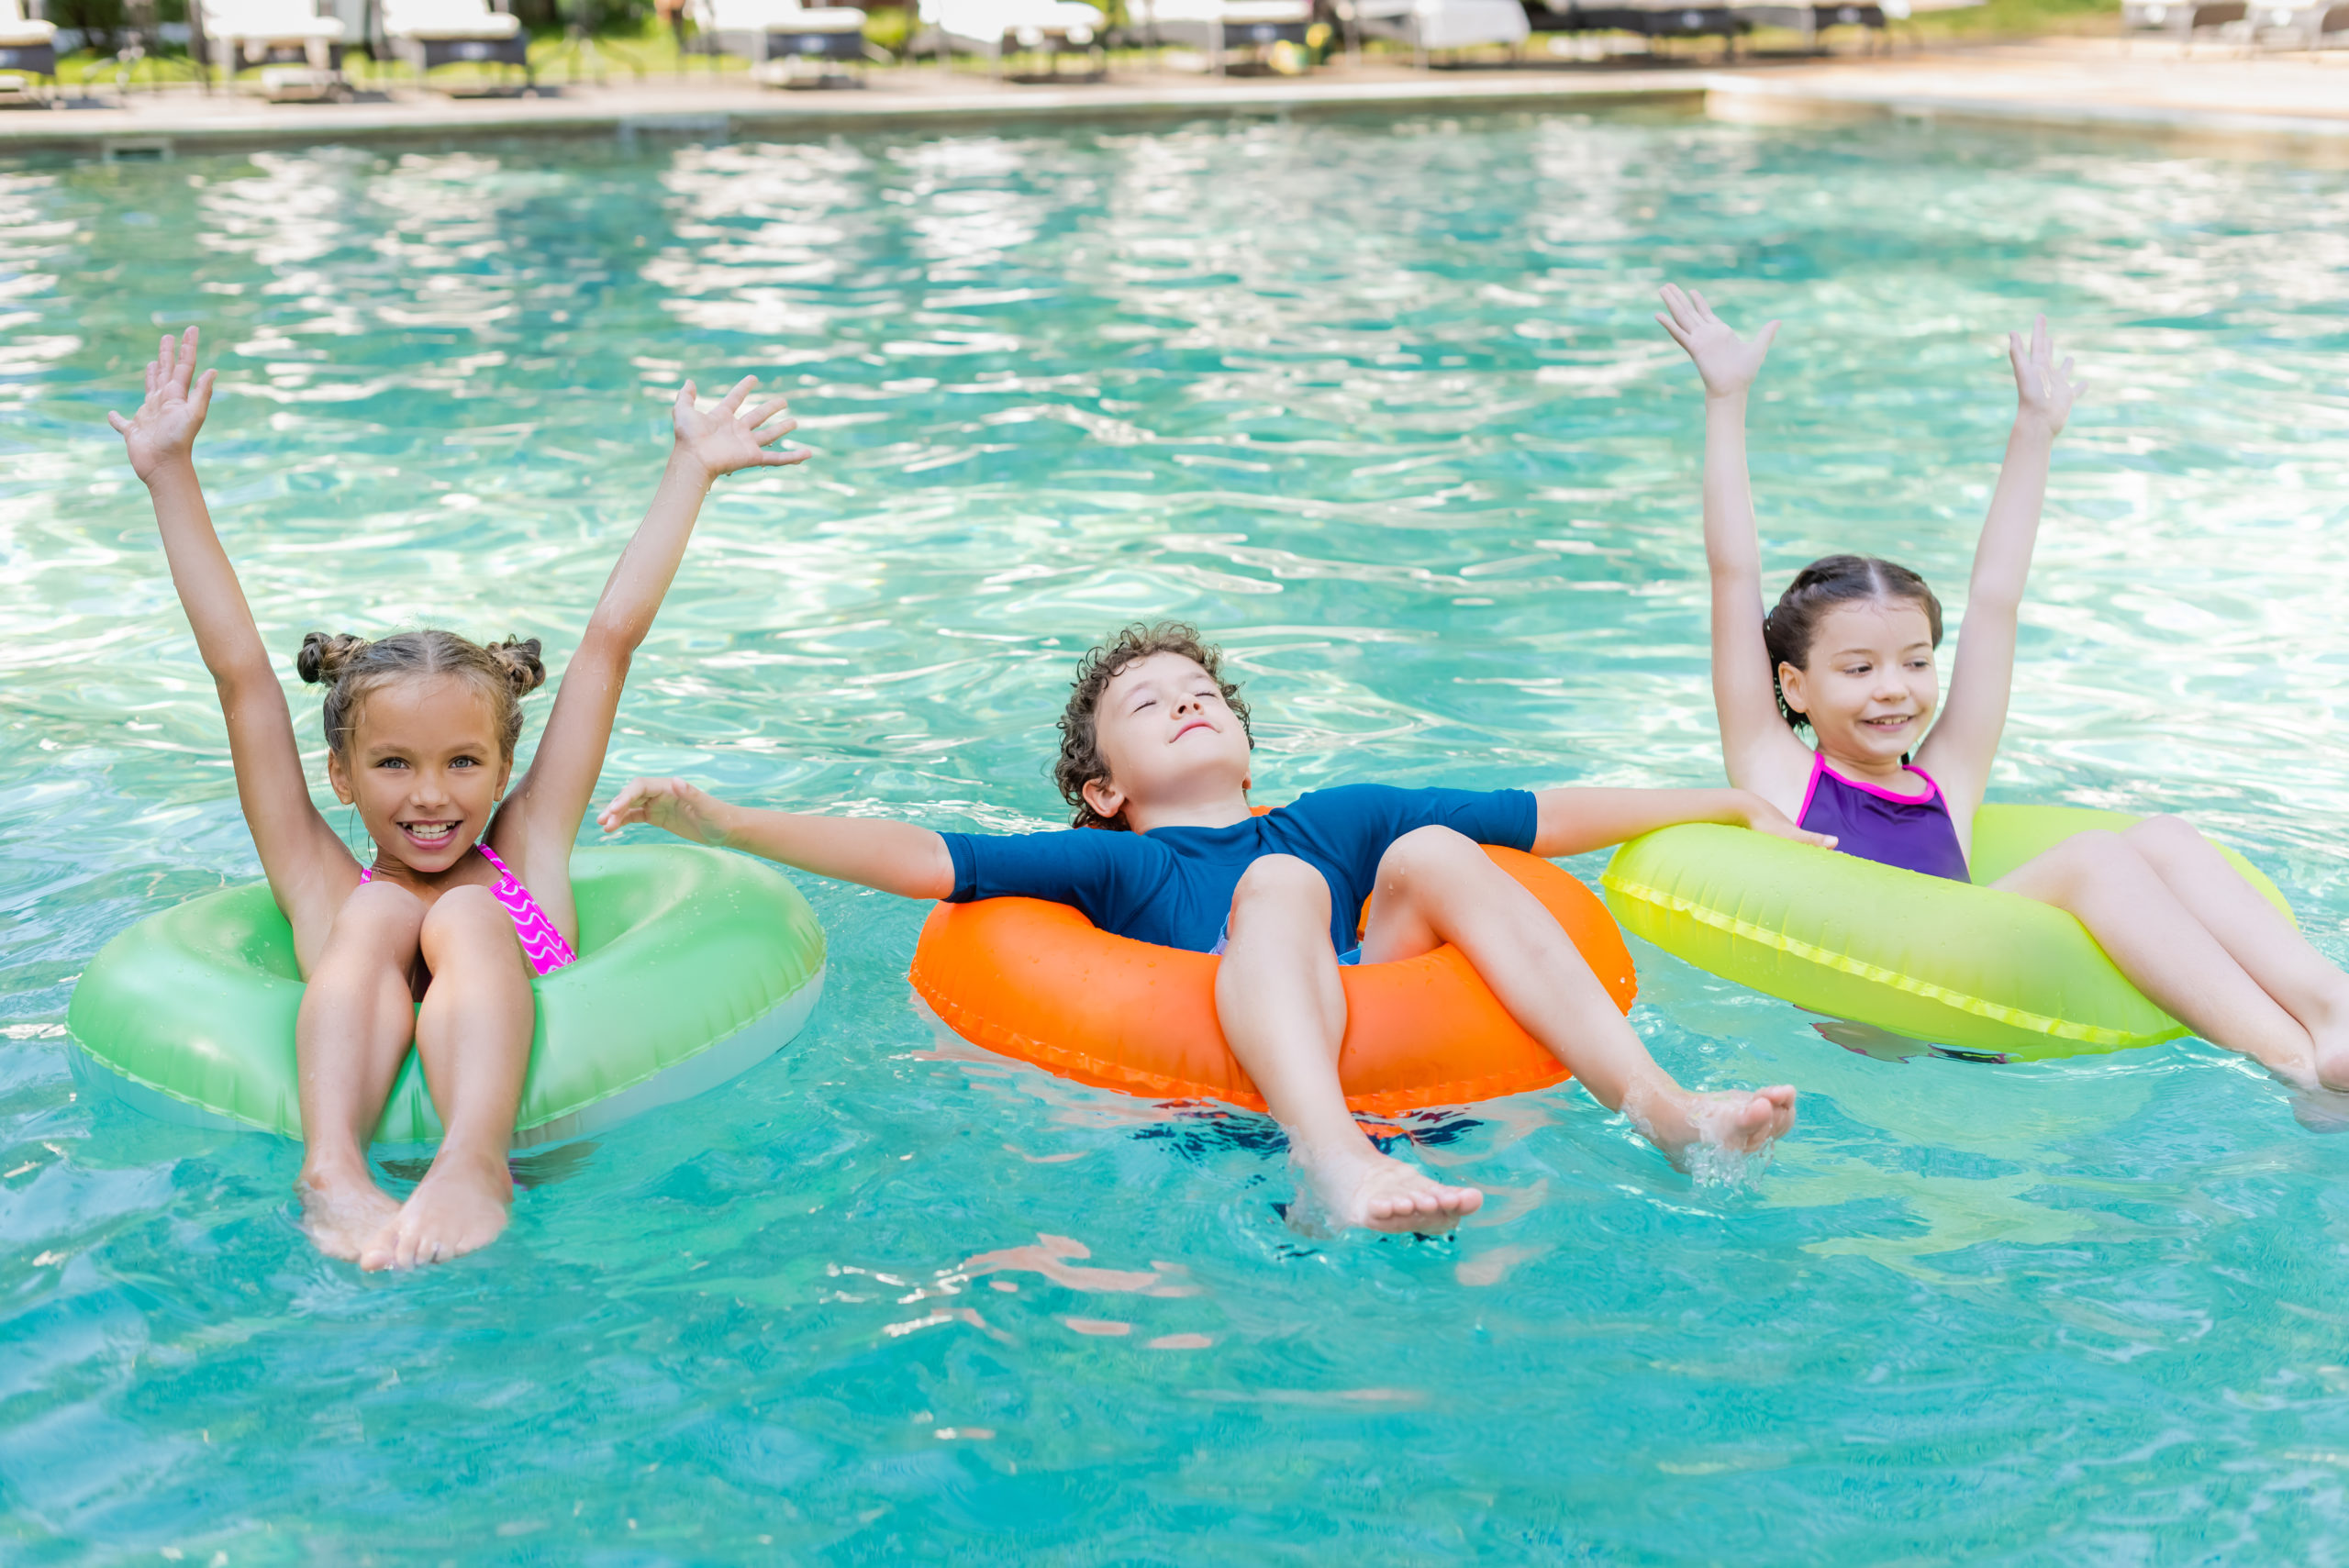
[502,379,809,880]
[1656,284,1811,806]
[1919,317,2081,820]
[599,777,954,900]
[1531,787,1832,860]
[109,328,351,940]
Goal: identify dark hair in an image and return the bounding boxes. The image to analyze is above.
[297,628,548,759]
[1053,621,1252,830]
[1762,555,1943,731]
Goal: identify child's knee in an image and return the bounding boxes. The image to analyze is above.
[419,885,520,968]
[1231,854,1330,920]
[2125,814,2202,856]
[1377,825,1484,889]
[329,879,426,952]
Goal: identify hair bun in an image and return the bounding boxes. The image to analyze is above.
[488,637,547,696]
[296,632,369,685]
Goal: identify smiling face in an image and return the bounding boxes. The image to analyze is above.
[1078,651,1254,829]
[324,673,512,875]
[1777,597,1941,767]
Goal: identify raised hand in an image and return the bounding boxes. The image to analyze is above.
[1655,284,1779,400]
[1736,790,1837,851]
[2009,316,2081,438]
[107,327,217,484]
[672,376,809,483]
[597,776,733,847]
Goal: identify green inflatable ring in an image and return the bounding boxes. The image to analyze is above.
[1601,804,2295,1061]
[67,844,825,1147]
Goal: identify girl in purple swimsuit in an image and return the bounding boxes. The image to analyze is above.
[108,328,808,1271]
[1658,284,2349,1093]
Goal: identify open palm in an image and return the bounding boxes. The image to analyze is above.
[1655,284,1779,399]
[673,376,808,481]
[2009,315,2081,437]
[108,327,217,481]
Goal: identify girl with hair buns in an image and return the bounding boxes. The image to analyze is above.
[108,328,808,1270]
[1657,284,2349,1092]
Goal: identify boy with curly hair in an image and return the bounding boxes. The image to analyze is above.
[600,623,1824,1234]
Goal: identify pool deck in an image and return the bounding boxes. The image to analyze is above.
[3,36,2344,160]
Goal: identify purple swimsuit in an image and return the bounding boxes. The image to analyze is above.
[1798,751,1971,883]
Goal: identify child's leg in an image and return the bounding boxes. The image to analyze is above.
[1997,827,2336,1087]
[293,881,427,1262]
[1358,827,1797,1160]
[2122,817,2349,1078]
[360,886,533,1271]
[1216,854,1483,1235]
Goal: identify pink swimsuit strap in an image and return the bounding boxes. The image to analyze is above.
[357,845,579,976]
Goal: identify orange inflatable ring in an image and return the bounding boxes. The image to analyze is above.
[908,845,1635,1118]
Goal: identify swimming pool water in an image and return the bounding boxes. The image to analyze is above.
[6,111,2349,1563]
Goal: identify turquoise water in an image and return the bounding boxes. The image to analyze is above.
[7,112,2349,1562]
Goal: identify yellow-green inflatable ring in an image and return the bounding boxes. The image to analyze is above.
[66,844,825,1147]
[1601,804,2294,1061]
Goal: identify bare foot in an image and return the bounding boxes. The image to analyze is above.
[298,1162,402,1262]
[359,1150,512,1272]
[1296,1149,1484,1236]
[2306,990,2349,1093]
[1625,1083,1798,1177]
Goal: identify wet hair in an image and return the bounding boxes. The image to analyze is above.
[1053,621,1252,830]
[1762,555,1943,731]
[296,628,548,760]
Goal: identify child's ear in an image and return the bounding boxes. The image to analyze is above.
[1777,662,1809,719]
[1081,775,1125,824]
[326,750,354,806]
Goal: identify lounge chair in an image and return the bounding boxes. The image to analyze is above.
[0,0,57,95]
[1523,0,1743,54]
[196,0,348,95]
[383,0,533,89]
[922,0,1106,73]
[1343,0,1529,61]
[2246,0,2349,45]
[1730,0,1883,49]
[1135,0,1313,69]
[2118,0,2248,47]
[698,0,871,83]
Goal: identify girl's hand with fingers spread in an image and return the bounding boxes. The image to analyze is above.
[598,776,734,848]
[1736,790,1837,851]
[108,327,217,484]
[2009,315,2081,439]
[1655,283,1779,400]
[672,376,810,483]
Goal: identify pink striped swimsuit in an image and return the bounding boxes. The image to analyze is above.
[359,844,578,975]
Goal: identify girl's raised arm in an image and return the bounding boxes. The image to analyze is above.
[1655,285,1813,810]
[109,329,355,943]
[1916,317,2080,823]
[492,378,808,913]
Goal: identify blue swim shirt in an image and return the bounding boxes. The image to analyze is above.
[940,783,1540,955]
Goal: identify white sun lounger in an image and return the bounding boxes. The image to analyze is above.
[1343,0,1528,60]
[382,0,532,88]
[698,0,871,83]
[0,0,58,89]
[2118,0,2248,46]
[1134,0,1313,68]
[1524,0,1743,52]
[922,0,1106,74]
[1730,0,1887,49]
[2245,0,2348,45]
[196,0,347,95]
